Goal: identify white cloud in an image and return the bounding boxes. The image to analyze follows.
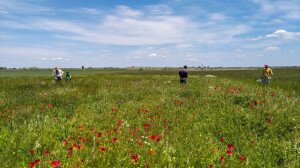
[79,8,103,15]
[266,30,300,39]
[51,57,64,60]
[0,0,52,15]
[0,4,253,46]
[187,58,200,61]
[264,46,280,51]
[250,29,300,40]
[0,47,69,58]
[148,53,158,58]
[209,13,227,21]
[252,0,300,20]
[176,43,193,48]
[115,6,142,17]
[145,5,173,15]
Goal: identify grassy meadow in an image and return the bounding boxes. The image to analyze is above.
[0,68,299,167]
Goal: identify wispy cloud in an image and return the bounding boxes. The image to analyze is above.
[0,4,252,46]
[264,46,280,51]
[0,0,52,15]
[209,13,227,21]
[249,29,300,40]
[145,5,173,15]
[252,0,300,20]
[0,47,69,58]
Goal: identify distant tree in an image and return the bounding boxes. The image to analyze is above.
[0,67,7,70]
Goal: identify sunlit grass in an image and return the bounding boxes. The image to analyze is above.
[0,70,299,167]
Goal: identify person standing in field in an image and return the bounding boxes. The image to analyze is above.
[261,64,273,85]
[65,72,71,82]
[179,65,188,84]
[53,67,64,81]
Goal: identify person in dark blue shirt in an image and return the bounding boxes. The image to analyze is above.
[178,65,188,84]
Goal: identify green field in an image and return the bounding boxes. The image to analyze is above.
[0,68,299,167]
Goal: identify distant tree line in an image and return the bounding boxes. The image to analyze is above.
[0,66,299,70]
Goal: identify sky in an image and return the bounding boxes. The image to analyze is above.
[0,0,299,68]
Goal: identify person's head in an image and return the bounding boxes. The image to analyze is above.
[66,72,70,75]
[183,65,187,69]
[264,64,269,68]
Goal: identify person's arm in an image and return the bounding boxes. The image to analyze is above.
[270,69,273,77]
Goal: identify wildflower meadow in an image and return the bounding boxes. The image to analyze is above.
[0,68,299,167]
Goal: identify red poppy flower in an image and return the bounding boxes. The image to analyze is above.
[117,120,123,126]
[220,137,225,142]
[106,130,111,134]
[30,149,35,155]
[78,137,83,141]
[78,125,84,131]
[227,144,234,151]
[137,141,143,147]
[113,127,119,133]
[45,149,49,155]
[48,104,54,108]
[226,150,232,156]
[29,161,35,167]
[220,156,225,162]
[51,160,60,167]
[208,165,213,168]
[97,132,102,137]
[34,159,41,164]
[72,143,77,148]
[63,139,68,145]
[144,123,151,128]
[240,155,246,161]
[150,134,162,141]
[111,137,117,143]
[129,127,138,136]
[132,154,139,161]
[99,146,106,152]
[150,135,156,140]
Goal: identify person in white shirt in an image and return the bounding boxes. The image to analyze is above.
[53,67,64,81]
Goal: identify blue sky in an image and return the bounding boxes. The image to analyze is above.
[0,0,299,68]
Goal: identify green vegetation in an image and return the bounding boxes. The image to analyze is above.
[0,68,299,167]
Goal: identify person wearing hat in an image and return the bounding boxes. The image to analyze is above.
[53,67,64,81]
[261,64,273,85]
[179,65,188,84]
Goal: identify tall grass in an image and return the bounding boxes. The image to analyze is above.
[0,70,299,167]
